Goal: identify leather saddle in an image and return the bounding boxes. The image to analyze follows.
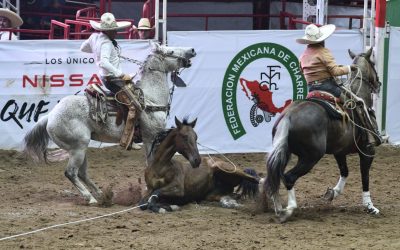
[84,84,128,125]
[306,90,348,120]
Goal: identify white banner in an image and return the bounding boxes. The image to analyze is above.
[0,39,152,149]
[386,27,400,144]
[0,31,375,152]
[167,30,363,153]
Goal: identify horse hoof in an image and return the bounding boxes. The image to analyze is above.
[323,188,335,201]
[138,199,148,210]
[277,209,294,223]
[158,208,166,214]
[88,199,98,206]
[366,207,380,215]
[170,205,180,211]
[277,212,290,223]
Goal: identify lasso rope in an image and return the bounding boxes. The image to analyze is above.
[0,203,146,241]
[197,142,238,173]
[340,67,378,157]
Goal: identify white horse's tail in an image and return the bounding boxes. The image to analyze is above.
[23,116,50,163]
[265,116,291,198]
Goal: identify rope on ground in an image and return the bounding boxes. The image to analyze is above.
[0,203,146,242]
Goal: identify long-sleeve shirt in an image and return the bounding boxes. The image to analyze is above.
[80,32,123,78]
[299,44,350,84]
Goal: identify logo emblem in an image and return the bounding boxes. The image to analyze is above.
[222,42,307,139]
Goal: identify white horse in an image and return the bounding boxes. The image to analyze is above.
[23,43,196,204]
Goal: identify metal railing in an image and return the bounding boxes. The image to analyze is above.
[0,27,49,40]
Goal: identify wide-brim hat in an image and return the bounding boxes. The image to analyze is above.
[296,24,336,44]
[90,12,131,31]
[0,8,23,28]
[137,18,151,30]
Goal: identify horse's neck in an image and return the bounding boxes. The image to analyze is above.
[152,136,177,168]
[351,79,372,108]
[140,69,169,106]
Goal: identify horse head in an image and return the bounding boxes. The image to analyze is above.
[149,42,197,72]
[174,116,201,168]
[348,48,381,107]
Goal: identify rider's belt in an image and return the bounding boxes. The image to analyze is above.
[307,77,334,86]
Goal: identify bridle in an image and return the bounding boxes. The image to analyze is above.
[121,49,190,116]
[352,55,381,94]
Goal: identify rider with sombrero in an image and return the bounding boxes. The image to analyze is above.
[296,23,382,148]
[0,8,23,40]
[80,12,141,150]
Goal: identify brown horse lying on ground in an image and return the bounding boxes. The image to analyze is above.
[140,117,260,213]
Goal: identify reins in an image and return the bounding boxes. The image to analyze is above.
[340,57,380,157]
[120,51,182,117]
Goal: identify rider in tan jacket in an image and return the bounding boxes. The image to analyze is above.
[296,24,382,148]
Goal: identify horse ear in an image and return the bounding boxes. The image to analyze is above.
[175,116,182,128]
[151,40,161,52]
[189,118,197,128]
[365,47,373,59]
[348,49,356,59]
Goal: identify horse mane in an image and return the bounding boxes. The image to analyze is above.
[148,128,173,158]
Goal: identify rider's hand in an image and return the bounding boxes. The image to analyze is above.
[350,64,357,71]
[122,74,132,81]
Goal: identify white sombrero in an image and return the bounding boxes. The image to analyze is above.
[296,24,336,44]
[89,12,131,31]
[137,18,151,30]
[0,8,23,28]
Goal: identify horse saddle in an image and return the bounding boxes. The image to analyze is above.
[306,90,348,120]
[84,84,128,126]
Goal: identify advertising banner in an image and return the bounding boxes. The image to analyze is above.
[167,30,363,153]
[0,39,152,149]
[2,30,387,152]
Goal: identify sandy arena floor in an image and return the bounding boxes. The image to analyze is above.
[0,144,399,249]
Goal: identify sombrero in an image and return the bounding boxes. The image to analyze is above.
[0,8,23,28]
[137,18,151,30]
[296,24,336,44]
[90,12,131,31]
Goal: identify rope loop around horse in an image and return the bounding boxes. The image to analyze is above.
[197,142,238,174]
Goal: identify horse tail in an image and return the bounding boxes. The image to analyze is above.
[265,115,291,198]
[23,115,50,163]
[237,168,260,198]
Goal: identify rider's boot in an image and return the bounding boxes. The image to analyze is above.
[117,92,137,150]
[361,108,383,149]
[367,110,383,147]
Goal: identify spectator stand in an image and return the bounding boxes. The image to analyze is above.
[1,0,374,41]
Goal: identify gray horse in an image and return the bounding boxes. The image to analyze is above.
[23,43,196,205]
[265,48,382,222]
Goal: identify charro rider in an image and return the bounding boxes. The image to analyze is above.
[80,12,141,150]
[296,23,382,148]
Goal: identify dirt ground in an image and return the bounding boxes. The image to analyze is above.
[0,144,399,249]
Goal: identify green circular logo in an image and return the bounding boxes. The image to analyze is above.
[222,42,307,140]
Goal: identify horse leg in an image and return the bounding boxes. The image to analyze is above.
[78,155,103,198]
[278,157,321,223]
[141,181,185,213]
[359,151,380,214]
[324,154,349,201]
[65,150,98,204]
